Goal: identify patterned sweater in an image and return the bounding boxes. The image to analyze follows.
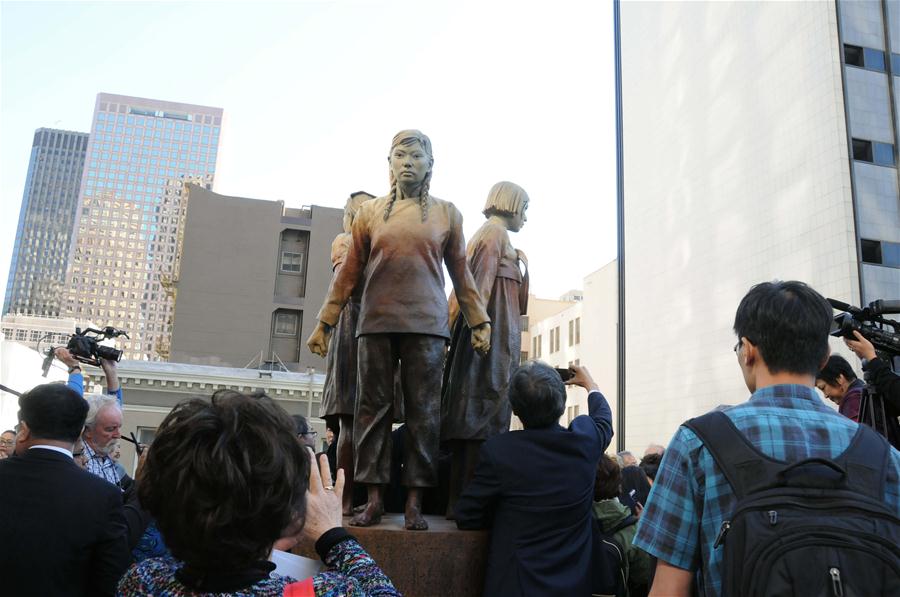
[117,537,399,596]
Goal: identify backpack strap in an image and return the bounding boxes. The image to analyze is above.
[683,411,784,500]
[834,422,890,500]
[607,514,638,535]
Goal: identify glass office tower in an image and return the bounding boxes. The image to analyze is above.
[65,93,223,361]
[4,129,89,317]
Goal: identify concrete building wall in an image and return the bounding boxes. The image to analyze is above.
[581,261,618,437]
[620,1,860,452]
[170,186,341,373]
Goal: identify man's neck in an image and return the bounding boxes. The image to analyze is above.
[24,439,75,451]
[754,371,815,391]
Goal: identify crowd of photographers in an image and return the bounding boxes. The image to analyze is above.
[0,280,898,597]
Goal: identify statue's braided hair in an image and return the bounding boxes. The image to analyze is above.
[384,130,433,222]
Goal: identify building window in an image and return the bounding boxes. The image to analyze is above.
[550,326,560,353]
[844,44,886,72]
[520,351,529,364]
[853,139,896,167]
[280,251,304,273]
[568,320,574,346]
[575,317,581,345]
[533,334,542,358]
[274,312,299,336]
[861,239,900,268]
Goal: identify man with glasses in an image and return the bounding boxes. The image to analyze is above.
[634,281,900,596]
[292,414,318,451]
[0,430,15,459]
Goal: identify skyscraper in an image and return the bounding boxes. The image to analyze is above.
[616,0,899,451]
[4,129,89,317]
[65,93,223,361]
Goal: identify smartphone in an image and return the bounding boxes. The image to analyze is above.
[555,367,574,382]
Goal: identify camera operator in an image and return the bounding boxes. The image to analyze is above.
[845,330,900,447]
[53,347,122,406]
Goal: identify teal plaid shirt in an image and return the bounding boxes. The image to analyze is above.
[633,384,900,597]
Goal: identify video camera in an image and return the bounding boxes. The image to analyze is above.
[41,326,130,377]
[826,298,900,358]
[827,298,899,449]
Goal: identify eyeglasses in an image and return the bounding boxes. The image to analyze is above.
[300,430,318,437]
[733,340,742,353]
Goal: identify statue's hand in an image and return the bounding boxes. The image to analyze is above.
[307,322,333,358]
[471,322,491,356]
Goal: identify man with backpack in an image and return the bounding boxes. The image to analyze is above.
[633,280,900,596]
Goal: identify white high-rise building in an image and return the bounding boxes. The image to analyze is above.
[618,1,900,451]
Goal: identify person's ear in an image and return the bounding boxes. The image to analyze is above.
[17,421,31,443]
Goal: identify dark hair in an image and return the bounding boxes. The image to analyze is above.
[639,453,663,481]
[18,384,88,443]
[1,430,15,436]
[733,280,832,375]
[139,390,309,571]
[508,361,566,428]
[621,465,652,506]
[292,414,310,436]
[594,454,621,501]
[817,355,858,386]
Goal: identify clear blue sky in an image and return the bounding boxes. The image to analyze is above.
[1,0,616,299]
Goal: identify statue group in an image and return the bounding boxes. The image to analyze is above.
[308,130,529,531]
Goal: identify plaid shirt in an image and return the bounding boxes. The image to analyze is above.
[83,439,122,487]
[633,384,900,597]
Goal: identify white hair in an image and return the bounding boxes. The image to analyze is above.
[84,394,121,429]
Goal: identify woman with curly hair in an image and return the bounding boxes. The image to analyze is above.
[116,390,398,596]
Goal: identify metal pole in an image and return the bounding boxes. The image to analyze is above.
[614,0,627,452]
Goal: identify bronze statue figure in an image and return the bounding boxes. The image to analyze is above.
[308,130,491,530]
[320,190,374,515]
[442,181,530,516]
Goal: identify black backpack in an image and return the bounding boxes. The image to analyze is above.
[685,411,900,597]
[591,513,638,597]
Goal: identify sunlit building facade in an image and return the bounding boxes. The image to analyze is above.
[618,0,900,452]
[65,93,222,360]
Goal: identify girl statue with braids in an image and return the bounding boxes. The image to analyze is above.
[308,130,491,530]
[441,181,530,518]
[320,190,375,516]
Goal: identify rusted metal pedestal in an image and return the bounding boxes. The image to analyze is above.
[296,514,489,597]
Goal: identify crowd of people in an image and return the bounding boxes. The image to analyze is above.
[1,279,899,597]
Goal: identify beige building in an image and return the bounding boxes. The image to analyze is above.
[523,261,619,436]
[88,360,325,475]
[0,313,96,352]
[169,186,342,373]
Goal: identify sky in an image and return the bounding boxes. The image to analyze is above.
[0,0,617,301]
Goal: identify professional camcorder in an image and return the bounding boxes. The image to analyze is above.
[826,298,900,358]
[827,298,899,449]
[41,326,130,376]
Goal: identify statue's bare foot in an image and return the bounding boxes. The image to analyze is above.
[405,505,429,530]
[350,503,367,515]
[350,502,383,527]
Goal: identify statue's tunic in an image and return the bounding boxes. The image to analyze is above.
[317,195,489,486]
[442,220,527,440]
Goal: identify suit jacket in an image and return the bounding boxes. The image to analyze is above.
[455,391,614,597]
[0,447,130,596]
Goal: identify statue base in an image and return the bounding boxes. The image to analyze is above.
[295,514,489,597]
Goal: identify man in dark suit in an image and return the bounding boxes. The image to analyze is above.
[0,383,130,596]
[455,362,613,597]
